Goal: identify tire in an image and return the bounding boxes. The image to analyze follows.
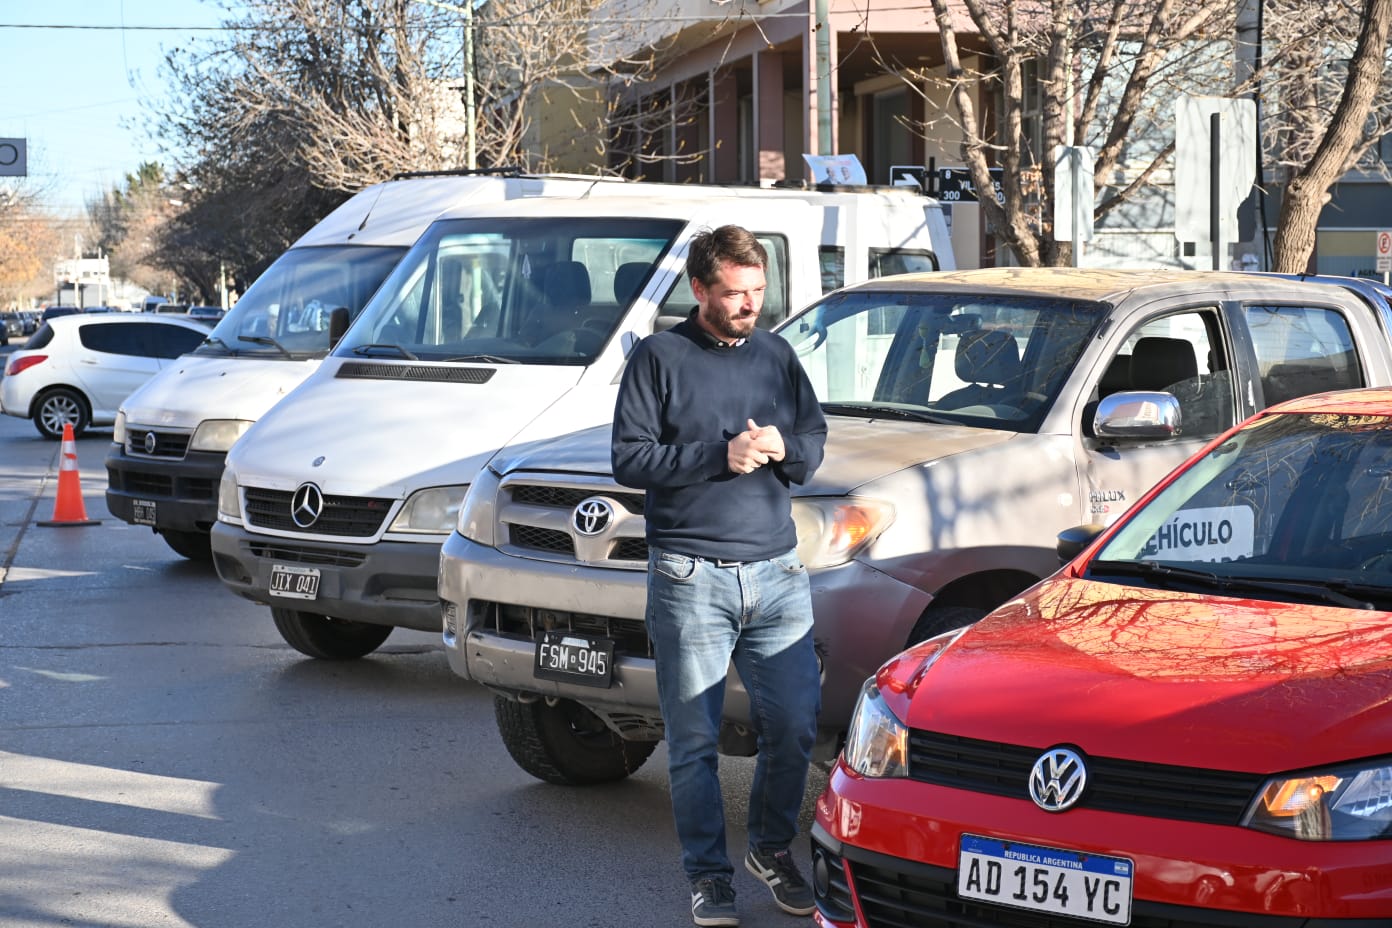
[34,388,90,440]
[906,604,988,647]
[270,607,393,660]
[494,695,658,785]
[160,529,212,561]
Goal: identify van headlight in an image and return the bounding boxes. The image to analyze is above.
[792,498,895,568]
[191,419,254,453]
[1244,761,1392,840]
[842,681,909,778]
[455,468,501,545]
[389,485,469,534]
[113,410,127,447]
[217,469,242,523]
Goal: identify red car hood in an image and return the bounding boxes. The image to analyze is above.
[900,576,1392,773]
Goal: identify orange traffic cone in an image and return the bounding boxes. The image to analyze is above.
[38,422,100,527]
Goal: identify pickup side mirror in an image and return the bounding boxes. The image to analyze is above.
[1057,523,1107,565]
[327,306,351,349]
[1093,391,1181,440]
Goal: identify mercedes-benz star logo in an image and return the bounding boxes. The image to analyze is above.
[1029,747,1087,812]
[291,482,325,529]
[572,497,615,536]
[143,432,158,454]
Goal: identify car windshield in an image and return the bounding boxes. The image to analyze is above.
[334,216,683,364]
[1092,410,1392,604]
[778,289,1103,433]
[194,244,405,359]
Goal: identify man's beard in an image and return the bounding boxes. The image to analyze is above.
[704,307,758,340]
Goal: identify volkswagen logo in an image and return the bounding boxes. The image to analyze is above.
[1028,747,1087,812]
[143,432,158,454]
[572,497,615,536]
[291,482,325,529]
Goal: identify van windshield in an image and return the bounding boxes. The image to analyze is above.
[194,244,405,359]
[335,217,683,364]
[780,290,1103,433]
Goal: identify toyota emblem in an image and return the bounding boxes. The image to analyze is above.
[572,497,615,536]
[291,482,325,529]
[143,432,158,454]
[1028,747,1087,812]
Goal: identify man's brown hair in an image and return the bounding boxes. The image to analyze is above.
[686,225,768,287]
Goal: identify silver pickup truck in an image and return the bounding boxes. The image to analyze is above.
[438,268,1392,784]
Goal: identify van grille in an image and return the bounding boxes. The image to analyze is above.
[244,487,394,537]
[126,429,191,459]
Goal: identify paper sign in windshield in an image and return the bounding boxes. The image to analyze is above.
[1141,505,1255,562]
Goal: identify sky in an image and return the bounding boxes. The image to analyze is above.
[0,0,228,217]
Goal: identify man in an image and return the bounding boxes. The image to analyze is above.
[612,225,827,927]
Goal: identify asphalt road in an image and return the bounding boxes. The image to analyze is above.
[0,405,826,928]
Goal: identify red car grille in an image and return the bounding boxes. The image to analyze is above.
[909,730,1264,826]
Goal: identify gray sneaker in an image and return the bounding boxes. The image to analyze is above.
[744,846,816,916]
[690,876,739,927]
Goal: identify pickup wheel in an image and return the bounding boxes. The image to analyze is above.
[906,604,987,647]
[494,695,658,785]
[270,607,393,660]
[159,529,212,561]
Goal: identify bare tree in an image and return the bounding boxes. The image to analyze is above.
[0,187,66,309]
[1262,0,1392,271]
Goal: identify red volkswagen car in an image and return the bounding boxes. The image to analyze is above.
[813,388,1392,927]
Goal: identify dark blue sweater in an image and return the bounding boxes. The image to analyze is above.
[611,317,827,561]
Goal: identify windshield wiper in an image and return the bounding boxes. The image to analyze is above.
[238,334,293,358]
[440,354,519,364]
[1089,559,1376,609]
[201,335,237,355]
[351,342,418,360]
[821,402,957,425]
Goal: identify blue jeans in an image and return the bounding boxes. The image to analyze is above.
[646,547,821,882]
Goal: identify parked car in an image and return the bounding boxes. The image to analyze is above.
[40,306,81,323]
[18,311,38,334]
[437,268,1392,784]
[1,314,209,439]
[186,305,225,325]
[0,311,22,344]
[814,385,1392,927]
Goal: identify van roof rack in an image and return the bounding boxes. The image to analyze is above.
[769,179,926,196]
[390,167,525,180]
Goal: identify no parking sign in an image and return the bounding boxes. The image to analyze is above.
[0,138,25,177]
[1377,229,1392,273]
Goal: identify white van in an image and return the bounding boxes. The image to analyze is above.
[105,171,606,559]
[208,182,955,658]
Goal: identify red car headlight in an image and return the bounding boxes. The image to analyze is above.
[1244,761,1392,840]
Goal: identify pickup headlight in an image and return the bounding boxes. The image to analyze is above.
[1244,760,1392,840]
[389,485,469,534]
[842,681,909,778]
[455,467,501,546]
[113,410,127,447]
[191,419,254,453]
[792,497,895,569]
[217,468,242,523]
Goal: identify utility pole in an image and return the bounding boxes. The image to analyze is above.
[815,0,832,156]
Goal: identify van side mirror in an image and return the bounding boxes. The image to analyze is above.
[1057,523,1106,565]
[328,306,350,349]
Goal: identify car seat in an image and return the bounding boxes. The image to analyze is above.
[936,329,1022,412]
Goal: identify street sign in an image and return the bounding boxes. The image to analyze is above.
[0,138,26,177]
[889,165,929,192]
[1377,230,1392,273]
[1053,146,1095,243]
[936,166,1003,203]
[1174,96,1256,245]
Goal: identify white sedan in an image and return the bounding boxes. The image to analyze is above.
[1,313,209,439]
